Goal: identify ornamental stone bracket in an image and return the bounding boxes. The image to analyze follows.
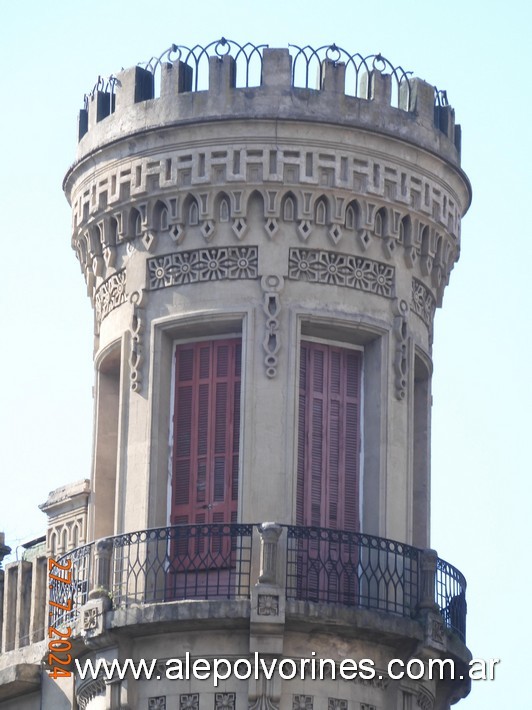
[392,298,410,401]
[248,672,280,710]
[78,537,114,646]
[129,289,146,393]
[261,276,284,379]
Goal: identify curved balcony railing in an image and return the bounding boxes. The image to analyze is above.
[49,523,466,642]
[286,526,420,617]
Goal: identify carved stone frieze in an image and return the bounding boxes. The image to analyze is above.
[288,248,394,298]
[94,269,126,325]
[72,147,461,243]
[147,246,258,290]
[411,278,436,332]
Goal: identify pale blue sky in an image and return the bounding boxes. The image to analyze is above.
[1,1,530,707]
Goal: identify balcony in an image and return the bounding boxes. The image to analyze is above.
[49,523,466,644]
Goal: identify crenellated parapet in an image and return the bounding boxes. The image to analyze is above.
[74,41,461,160]
[63,38,471,450]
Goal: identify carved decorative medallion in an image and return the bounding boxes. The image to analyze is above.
[82,606,99,630]
[293,696,313,710]
[149,698,167,710]
[215,692,236,710]
[328,699,348,710]
[180,694,199,710]
[257,593,279,616]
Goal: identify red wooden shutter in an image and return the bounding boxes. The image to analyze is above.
[297,341,361,532]
[172,339,241,526]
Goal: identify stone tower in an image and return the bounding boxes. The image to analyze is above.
[0,40,471,710]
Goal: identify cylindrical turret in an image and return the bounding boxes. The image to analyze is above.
[59,41,471,710]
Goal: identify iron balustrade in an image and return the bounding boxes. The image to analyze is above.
[286,526,419,616]
[50,524,466,642]
[111,523,253,606]
[49,541,93,628]
[82,40,450,114]
[436,557,467,642]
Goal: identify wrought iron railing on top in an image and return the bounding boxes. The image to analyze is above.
[49,523,466,642]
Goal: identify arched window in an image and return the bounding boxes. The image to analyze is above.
[219,197,230,222]
[188,200,199,226]
[374,208,386,237]
[109,216,118,243]
[283,196,295,222]
[345,202,360,231]
[421,225,430,255]
[133,211,142,237]
[78,238,87,266]
[49,531,57,556]
[315,199,327,226]
[72,524,79,548]
[61,528,68,553]
[399,215,411,244]
[160,207,169,231]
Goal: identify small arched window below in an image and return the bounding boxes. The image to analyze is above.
[316,200,327,226]
[345,205,357,230]
[72,524,80,548]
[399,216,411,244]
[49,531,57,556]
[109,217,118,243]
[421,225,430,254]
[189,201,199,226]
[160,207,169,231]
[283,196,295,222]
[134,211,142,237]
[374,210,384,237]
[219,198,230,222]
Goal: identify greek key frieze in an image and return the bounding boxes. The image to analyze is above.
[147,247,258,290]
[288,248,394,298]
